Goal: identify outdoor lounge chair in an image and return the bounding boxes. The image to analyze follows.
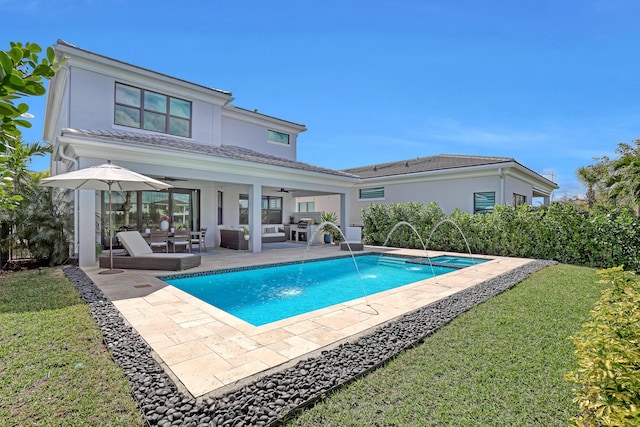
[340,226,364,251]
[99,231,201,271]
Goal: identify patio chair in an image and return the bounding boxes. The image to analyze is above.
[190,227,207,252]
[98,231,201,271]
[149,230,168,253]
[171,228,191,252]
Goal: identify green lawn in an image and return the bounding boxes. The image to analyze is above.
[0,264,604,426]
[0,268,144,427]
[284,264,603,426]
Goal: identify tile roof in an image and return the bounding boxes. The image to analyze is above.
[56,40,233,97]
[62,129,356,178]
[342,154,516,178]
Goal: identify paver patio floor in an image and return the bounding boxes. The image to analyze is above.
[83,244,533,398]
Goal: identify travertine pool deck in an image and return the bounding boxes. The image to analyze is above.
[82,244,533,399]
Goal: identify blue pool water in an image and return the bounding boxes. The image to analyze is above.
[165,254,460,326]
[429,255,489,267]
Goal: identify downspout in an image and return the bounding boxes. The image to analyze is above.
[498,167,505,205]
[56,142,78,170]
[55,143,80,263]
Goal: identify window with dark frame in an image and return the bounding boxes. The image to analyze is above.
[238,195,282,224]
[239,194,249,225]
[102,188,200,248]
[115,82,192,138]
[513,193,526,206]
[262,196,282,224]
[218,191,223,225]
[474,191,496,214]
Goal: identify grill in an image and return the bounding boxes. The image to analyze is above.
[296,218,312,242]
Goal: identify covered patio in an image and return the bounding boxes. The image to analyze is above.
[53,129,358,267]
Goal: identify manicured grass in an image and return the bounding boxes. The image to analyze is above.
[0,268,145,427]
[0,264,605,426]
[285,264,604,426]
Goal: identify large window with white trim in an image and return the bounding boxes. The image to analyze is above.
[115,83,192,137]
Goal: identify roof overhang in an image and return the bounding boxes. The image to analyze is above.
[53,40,234,105]
[54,132,357,193]
[356,161,559,194]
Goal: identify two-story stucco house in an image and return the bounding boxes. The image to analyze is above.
[43,40,557,268]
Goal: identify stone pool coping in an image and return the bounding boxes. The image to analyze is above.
[65,255,554,426]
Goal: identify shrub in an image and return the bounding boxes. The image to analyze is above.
[361,202,640,270]
[565,266,640,426]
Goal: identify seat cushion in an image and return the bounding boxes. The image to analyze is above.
[117,231,154,256]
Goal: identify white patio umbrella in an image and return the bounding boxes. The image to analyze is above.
[41,161,173,274]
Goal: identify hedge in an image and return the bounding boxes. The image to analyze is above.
[361,202,640,270]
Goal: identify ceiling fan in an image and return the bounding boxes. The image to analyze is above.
[156,176,187,182]
[277,188,290,193]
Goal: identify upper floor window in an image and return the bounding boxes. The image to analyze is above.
[474,191,495,214]
[267,129,289,145]
[115,83,192,138]
[359,187,385,200]
[513,193,526,206]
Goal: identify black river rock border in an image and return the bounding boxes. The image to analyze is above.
[63,259,554,426]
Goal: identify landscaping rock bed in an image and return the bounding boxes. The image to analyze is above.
[64,259,554,426]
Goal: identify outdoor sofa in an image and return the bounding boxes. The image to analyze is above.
[98,231,201,271]
[340,226,364,251]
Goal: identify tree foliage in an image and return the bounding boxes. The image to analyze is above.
[578,139,640,216]
[1,169,72,265]
[0,42,63,212]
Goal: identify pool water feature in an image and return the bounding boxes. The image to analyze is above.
[164,254,462,327]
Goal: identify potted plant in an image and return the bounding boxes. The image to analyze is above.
[332,229,343,245]
[242,226,250,240]
[289,214,295,224]
[319,211,338,244]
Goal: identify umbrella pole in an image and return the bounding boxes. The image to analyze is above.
[100,184,123,274]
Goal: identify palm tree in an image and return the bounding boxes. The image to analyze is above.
[606,154,640,218]
[1,170,72,266]
[576,165,598,209]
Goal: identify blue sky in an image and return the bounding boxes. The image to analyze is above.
[4,0,640,199]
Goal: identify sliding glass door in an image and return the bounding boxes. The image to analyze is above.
[102,188,200,248]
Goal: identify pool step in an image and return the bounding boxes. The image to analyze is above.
[377,257,408,267]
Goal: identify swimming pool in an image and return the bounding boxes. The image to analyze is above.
[165,254,470,326]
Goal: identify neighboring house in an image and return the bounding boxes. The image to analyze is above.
[297,154,558,225]
[43,40,557,268]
